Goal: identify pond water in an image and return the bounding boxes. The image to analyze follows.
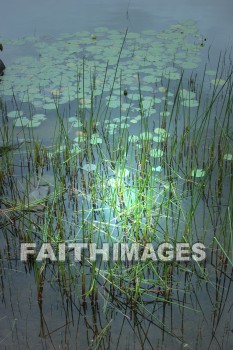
[0,1,233,350]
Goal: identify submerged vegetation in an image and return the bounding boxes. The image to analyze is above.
[0,21,233,349]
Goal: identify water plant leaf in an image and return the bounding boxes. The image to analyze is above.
[211,78,226,86]
[153,135,166,142]
[70,145,82,155]
[7,110,23,118]
[116,168,130,178]
[139,132,153,141]
[182,99,199,107]
[90,134,103,145]
[14,117,30,127]
[28,120,42,128]
[150,149,164,158]
[128,135,139,143]
[223,153,233,161]
[82,164,97,172]
[179,89,196,100]
[191,168,205,177]
[74,133,86,142]
[154,128,168,137]
[32,113,46,121]
[206,70,216,76]
[160,111,170,117]
[69,117,83,127]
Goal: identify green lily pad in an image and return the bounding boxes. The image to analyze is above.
[70,145,82,155]
[90,134,103,145]
[152,165,162,172]
[28,120,42,128]
[182,99,199,107]
[32,113,46,121]
[154,128,168,136]
[206,70,216,76]
[14,117,30,127]
[74,135,86,143]
[153,135,166,142]
[150,149,164,158]
[82,164,97,172]
[160,111,170,117]
[43,103,56,110]
[130,119,138,124]
[116,168,130,178]
[211,78,226,86]
[223,153,233,161]
[8,110,23,118]
[69,117,83,127]
[179,89,196,100]
[191,169,205,177]
[139,132,154,141]
[128,135,139,143]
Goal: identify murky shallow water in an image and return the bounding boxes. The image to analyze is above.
[0,1,233,350]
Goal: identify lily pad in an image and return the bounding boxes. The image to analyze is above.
[150,149,164,158]
[153,135,166,142]
[211,78,226,86]
[116,168,130,178]
[32,113,46,121]
[182,99,199,107]
[128,135,139,143]
[139,132,154,141]
[8,110,23,118]
[28,120,42,128]
[82,164,97,172]
[154,128,168,137]
[14,117,30,127]
[90,134,103,145]
[191,169,205,177]
[152,165,162,172]
[223,153,233,161]
[69,117,83,127]
[160,111,170,117]
[179,89,196,100]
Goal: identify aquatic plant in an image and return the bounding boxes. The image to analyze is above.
[0,23,233,349]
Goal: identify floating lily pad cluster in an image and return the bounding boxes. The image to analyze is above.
[7,110,46,128]
[0,20,208,129]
